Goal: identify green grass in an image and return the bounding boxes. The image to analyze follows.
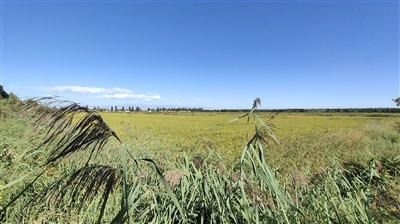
[1,96,400,223]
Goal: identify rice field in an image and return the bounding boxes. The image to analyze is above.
[98,112,399,173]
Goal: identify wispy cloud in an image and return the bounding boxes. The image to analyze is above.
[194,97,209,102]
[37,85,161,101]
[98,94,161,101]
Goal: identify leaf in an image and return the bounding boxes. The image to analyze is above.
[135,158,187,223]
[205,112,249,130]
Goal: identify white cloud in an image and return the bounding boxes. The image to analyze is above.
[37,85,160,101]
[98,94,161,101]
[40,86,132,94]
[195,98,201,101]
[174,98,178,101]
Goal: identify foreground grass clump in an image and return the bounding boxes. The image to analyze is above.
[1,96,400,223]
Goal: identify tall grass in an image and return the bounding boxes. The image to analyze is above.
[1,96,400,223]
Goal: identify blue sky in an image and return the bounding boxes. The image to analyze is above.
[1,0,399,109]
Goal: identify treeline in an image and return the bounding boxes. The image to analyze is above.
[151,107,204,112]
[216,108,400,113]
[97,106,400,113]
[92,106,205,112]
[109,106,143,112]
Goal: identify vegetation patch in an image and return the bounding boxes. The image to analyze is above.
[1,96,400,223]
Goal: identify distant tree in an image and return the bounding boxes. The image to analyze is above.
[393,97,400,107]
[122,106,125,111]
[111,106,113,112]
[115,106,118,111]
[135,106,141,112]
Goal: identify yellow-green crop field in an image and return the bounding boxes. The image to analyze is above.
[97,112,400,174]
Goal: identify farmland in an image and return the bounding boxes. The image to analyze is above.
[2,97,400,223]
[99,112,400,174]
